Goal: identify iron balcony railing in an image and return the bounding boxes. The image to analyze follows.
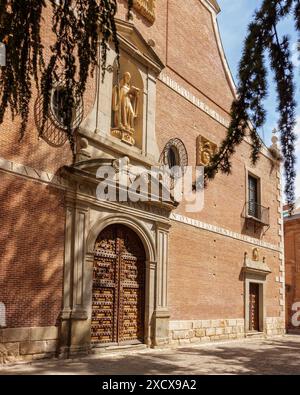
[246,201,270,226]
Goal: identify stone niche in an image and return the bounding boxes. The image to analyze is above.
[110,57,144,149]
[58,19,176,357]
[77,18,164,167]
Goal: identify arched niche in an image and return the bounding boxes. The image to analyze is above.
[111,57,144,150]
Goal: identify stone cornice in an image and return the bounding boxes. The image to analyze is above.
[0,157,69,190]
[284,213,300,222]
[159,73,230,128]
[0,156,281,252]
[159,73,277,163]
[170,213,281,253]
[202,0,221,14]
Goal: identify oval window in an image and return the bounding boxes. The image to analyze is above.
[167,146,179,169]
[51,87,74,128]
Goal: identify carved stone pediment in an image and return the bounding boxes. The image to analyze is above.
[62,158,178,212]
[243,251,271,276]
[115,19,164,74]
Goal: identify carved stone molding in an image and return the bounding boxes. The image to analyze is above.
[243,252,271,277]
[160,138,189,168]
[0,343,18,365]
[170,213,281,253]
[159,74,230,128]
[196,135,217,166]
[133,0,156,23]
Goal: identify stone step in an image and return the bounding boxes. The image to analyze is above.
[246,331,265,339]
[91,343,148,355]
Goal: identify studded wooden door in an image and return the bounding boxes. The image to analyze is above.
[91,225,146,345]
[249,283,260,331]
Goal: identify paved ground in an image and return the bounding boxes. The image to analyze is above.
[1,335,300,375]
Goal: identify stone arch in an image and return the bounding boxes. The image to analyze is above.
[60,206,169,353]
[91,224,147,345]
[87,214,156,263]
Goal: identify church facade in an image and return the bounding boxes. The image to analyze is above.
[284,200,300,333]
[0,0,285,362]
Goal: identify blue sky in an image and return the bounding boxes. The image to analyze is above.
[217,0,300,199]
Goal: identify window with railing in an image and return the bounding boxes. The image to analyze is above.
[248,175,259,216]
[245,174,269,225]
[246,201,270,225]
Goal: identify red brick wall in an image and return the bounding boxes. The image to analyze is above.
[0,3,96,331]
[0,173,64,328]
[169,221,281,320]
[0,4,96,174]
[156,80,280,247]
[117,0,234,109]
[0,0,282,331]
[285,217,300,329]
[117,0,280,246]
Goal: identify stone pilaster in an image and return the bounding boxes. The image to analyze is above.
[153,224,170,346]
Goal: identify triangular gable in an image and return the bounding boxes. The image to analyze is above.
[115,19,165,74]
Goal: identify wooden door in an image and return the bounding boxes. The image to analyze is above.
[91,225,146,345]
[249,283,260,331]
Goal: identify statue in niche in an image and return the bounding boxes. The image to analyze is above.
[252,248,259,262]
[112,72,140,146]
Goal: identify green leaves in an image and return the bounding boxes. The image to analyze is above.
[0,0,133,158]
[206,0,299,207]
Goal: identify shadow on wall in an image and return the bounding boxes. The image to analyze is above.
[0,169,66,329]
[241,219,264,240]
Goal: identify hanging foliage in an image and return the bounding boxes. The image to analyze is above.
[0,0,132,156]
[0,0,299,205]
[205,0,299,207]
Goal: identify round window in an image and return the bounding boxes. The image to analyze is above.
[51,87,73,127]
[34,81,83,147]
[50,85,83,130]
[160,138,188,170]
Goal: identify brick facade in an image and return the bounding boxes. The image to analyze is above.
[0,0,284,362]
[284,203,300,333]
[0,173,64,329]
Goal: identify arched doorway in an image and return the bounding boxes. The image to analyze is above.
[91,224,146,345]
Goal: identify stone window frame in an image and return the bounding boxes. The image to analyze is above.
[245,166,263,219]
[244,275,265,334]
[160,138,189,170]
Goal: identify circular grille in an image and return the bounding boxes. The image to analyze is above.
[34,82,83,147]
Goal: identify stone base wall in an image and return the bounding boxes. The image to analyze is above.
[170,317,286,345]
[265,317,286,336]
[0,318,287,364]
[0,326,58,364]
[169,319,245,345]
